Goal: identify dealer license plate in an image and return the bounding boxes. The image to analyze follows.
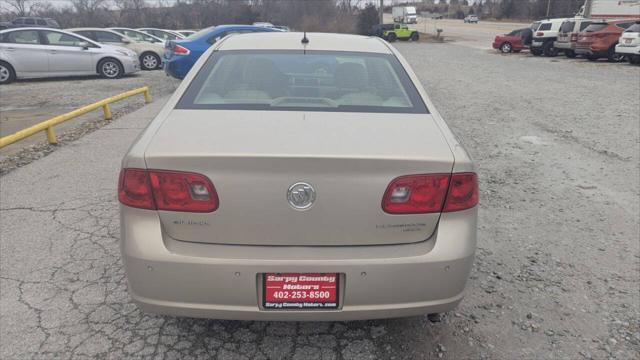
[263,273,338,310]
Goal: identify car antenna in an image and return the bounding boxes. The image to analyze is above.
[301,31,309,54]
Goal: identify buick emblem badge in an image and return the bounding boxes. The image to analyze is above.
[287,182,316,210]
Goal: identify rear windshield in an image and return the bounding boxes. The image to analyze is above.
[538,23,552,31]
[584,23,607,32]
[626,23,640,32]
[559,21,575,33]
[176,50,428,114]
[579,21,593,31]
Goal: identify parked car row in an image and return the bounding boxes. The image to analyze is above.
[0,23,292,84]
[493,18,640,64]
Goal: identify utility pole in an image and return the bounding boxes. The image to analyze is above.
[546,0,552,17]
[379,0,384,24]
[583,0,592,18]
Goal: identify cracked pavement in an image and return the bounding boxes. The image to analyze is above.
[1,43,639,359]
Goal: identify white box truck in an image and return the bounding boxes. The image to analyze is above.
[579,0,640,19]
[392,6,418,24]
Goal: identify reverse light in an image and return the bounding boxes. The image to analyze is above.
[382,173,478,214]
[382,174,450,214]
[118,169,218,212]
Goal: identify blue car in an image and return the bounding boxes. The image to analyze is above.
[164,25,281,79]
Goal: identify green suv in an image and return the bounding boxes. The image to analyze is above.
[371,24,419,42]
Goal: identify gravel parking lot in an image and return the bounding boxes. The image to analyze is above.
[1,38,639,359]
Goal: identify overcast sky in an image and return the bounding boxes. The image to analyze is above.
[0,0,485,12]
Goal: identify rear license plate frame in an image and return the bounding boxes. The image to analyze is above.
[262,273,339,310]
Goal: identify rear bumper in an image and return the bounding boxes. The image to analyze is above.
[554,41,575,50]
[531,38,547,49]
[615,44,640,55]
[575,46,607,57]
[120,206,477,321]
[163,57,189,79]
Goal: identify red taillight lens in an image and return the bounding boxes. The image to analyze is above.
[382,174,450,214]
[536,32,544,37]
[118,169,218,212]
[173,44,190,55]
[118,168,155,210]
[382,172,479,214]
[571,33,578,41]
[148,170,218,212]
[443,172,479,212]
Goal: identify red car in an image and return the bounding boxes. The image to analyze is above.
[575,19,639,61]
[492,28,533,53]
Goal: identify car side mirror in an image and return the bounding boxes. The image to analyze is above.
[78,41,90,49]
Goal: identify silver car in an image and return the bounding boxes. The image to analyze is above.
[119,32,478,321]
[0,27,139,84]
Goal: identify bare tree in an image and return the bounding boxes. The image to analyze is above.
[3,0,40,16]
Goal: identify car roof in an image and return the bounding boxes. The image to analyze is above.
[539,18,567,23]
[67,27,118,32]
[0,27,63,33]
[217,32,392,53]
[0,27,100,44]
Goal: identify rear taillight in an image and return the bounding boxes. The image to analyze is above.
[571,33,578,41]
[536,32,544,37]
[173,44,190,55]
[119,168,155,210]
[382,173,478,214]
[118,168,218,212]
[443,173,479,212]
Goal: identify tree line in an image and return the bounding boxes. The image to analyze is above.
[0,0,361,32]
[0,0,588,30]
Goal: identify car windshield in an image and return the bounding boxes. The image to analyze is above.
[118,29,160,43]
[624,23,640,32]
[584,23,607,32]
[559,21,575,33]
[177,50,427,113]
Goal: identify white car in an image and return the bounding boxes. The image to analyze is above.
[68,28,165,70]
[531,18,567,56]
[464,15,479,23]
[110,27,166,46]
[616,22,640,64]
[177,30,197,37]
[0,27,139,84]
[137,28,185,41]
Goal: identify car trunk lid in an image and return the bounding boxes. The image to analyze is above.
[144,110,455,246]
